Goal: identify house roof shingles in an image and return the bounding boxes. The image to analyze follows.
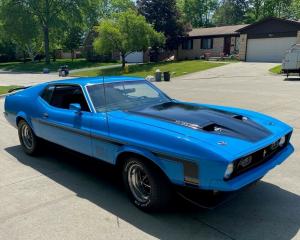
[188,24,249,37]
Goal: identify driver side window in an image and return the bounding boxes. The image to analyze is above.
[41,85,90,112]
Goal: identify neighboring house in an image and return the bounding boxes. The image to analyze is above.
[55,49,82,59]
[177,17,300,63]
[123,51,150,63]
[177,24,247,60]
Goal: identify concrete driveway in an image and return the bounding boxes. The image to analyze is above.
[1,62,300,240]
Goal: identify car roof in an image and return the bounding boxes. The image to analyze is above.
[48,76,145,86]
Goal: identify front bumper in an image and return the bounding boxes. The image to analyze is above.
[202,143,294,191]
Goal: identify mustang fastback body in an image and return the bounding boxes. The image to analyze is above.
[4,76,294,210]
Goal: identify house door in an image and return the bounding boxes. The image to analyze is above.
[224,37,231,56]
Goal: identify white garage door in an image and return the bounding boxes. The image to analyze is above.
[246,37,296,62]
[123,52,144,63]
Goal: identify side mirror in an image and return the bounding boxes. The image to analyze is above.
[69,103,81,113]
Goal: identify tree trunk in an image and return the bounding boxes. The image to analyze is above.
[71,49,74,61]
[52,50,56,62]
[121,54,126,69]
[43,0,50,64]
[43,26,50,64]
[23,51,26,63]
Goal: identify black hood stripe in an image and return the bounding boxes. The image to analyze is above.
[127,102,271,142]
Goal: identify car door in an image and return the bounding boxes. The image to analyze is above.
[86,83,119,164]
[37,84,93,156]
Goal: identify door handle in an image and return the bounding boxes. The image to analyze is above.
[43,113,49,118]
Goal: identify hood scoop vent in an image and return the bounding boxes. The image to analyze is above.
[233,115,248,121]
[202,123,226,133]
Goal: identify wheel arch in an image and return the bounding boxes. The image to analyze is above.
[16,112,30,126]
[115,147,171,182]
[16,112,36,135]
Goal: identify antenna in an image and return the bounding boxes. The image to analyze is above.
[102,75,106,103]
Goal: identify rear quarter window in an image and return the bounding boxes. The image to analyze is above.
[41,85,55,103]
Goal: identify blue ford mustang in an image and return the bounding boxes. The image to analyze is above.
[4,76,294,211]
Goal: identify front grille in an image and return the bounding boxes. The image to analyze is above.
[226,132,292,180]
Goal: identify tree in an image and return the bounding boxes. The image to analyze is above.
[245,0,264,21]
[63,26,83,61]
[261,0,293,19]
[4,0,85,64]
[137,0,186,49]
[0,1,42,61]
[289,0,300,19]
[93,10,165,68]
[213,0,249,25]
[177,0,218,27]
[244,0,294,22]
[81,0,136,31]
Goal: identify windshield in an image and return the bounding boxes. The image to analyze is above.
[86,80,170,112]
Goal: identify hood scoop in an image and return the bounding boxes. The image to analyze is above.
[202,123,224,132]
[128,102,271,142]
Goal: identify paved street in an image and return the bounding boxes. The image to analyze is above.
[0,62,300,240]
[0,71,72,86]
[0,63,140,87]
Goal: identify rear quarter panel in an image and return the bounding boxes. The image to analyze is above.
[4,84,46,133]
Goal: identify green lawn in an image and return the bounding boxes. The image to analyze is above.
[0,59,118,73]
[269,65,282,74]
[71,60,227,78]
[0,86,22,95]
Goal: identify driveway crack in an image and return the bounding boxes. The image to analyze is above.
[193,217,237,240]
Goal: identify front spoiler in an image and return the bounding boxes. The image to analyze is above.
[175,180,260,209]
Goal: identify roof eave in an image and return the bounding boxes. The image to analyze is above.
[188,32,240,38]
[238,17,300,33]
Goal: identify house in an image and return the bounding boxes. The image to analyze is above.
[55,49,82,59]
[177,24,248,60]
[239,18,300,62]
[177,17,300,63]
[123,51,150,63]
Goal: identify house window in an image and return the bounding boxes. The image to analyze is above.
[182,39,193,50]
[201,38,213,49]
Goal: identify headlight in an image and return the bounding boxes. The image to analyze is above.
[224,163,234,179]
[279,136,286,147]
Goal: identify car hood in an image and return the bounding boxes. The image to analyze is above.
[126,101,271,143]
[109,101,291,159]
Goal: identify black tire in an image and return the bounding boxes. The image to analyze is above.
[18,120,40,155]
[122,157,172,212]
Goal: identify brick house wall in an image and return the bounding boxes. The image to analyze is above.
[238,34,247,61]
[176,37,238,60]
[176,37,224,60]
[297,31,300,44]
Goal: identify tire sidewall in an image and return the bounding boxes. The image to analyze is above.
[122,157,171,211]
[18,120,37,155]
[123,159,153,209]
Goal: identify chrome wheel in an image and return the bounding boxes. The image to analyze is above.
[127,163,151,203]
[21,124,33,150]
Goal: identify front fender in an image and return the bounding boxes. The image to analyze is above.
[115,145,185,185]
